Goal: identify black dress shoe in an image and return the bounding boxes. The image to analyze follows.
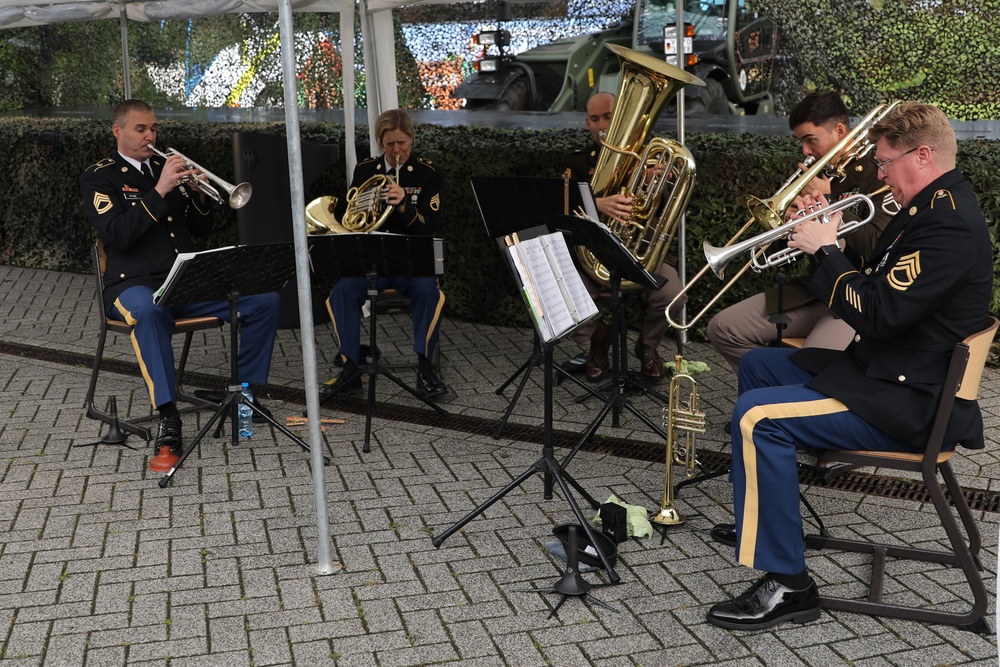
[416,368,448,398]
[156,415,183,456]
[319,367,362,400]
[707,574,821,631]
[711,523,737,547]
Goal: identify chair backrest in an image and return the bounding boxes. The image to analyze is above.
[956,316,999,400]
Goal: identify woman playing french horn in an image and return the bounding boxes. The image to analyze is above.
[705,92,898,373]
[319,109,448,401]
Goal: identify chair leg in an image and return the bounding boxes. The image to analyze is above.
[939,461,984,569]
[85,326,154,442]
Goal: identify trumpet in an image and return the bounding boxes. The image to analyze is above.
[703,192,878,277]
[651,355,705,526]
[146,145,252,209]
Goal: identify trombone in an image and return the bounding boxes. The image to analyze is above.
[665,101,900,331]
[146,145,253,209]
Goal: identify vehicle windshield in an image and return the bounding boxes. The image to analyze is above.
[636,0,730,44]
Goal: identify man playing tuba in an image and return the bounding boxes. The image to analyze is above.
[563,92,687,383]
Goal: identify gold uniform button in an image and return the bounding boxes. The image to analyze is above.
[898,375,906,382]
[167,216,174,222]
[119,273,125,278]
[864,268,872,275]
[170,232,176,238]
[854,334,861,342]
[908,206,917,215]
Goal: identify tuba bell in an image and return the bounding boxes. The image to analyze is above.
[574,44,704,291]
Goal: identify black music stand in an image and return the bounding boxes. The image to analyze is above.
[547,214,670,458]
[152,243,325,487]
[431,218,619,587]
[470,176,603,439]
[309,232,448,453]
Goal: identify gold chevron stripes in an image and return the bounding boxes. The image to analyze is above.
[92,192,113,215]
[845,285,863,312]
[888,251,921,290]
[430,193,440,211]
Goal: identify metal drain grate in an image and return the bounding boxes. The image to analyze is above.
[8,339,1000,513]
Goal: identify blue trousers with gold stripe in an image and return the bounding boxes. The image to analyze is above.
[111,286,280,410]
[327,276,444,365]
[730,348,917,575]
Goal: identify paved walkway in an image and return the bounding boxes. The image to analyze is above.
[1,264,998,666]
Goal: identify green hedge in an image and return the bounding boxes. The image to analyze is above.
[2,117,998,340]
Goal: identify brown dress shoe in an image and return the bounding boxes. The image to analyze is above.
[635,341,664,380]
[586,322,611,382]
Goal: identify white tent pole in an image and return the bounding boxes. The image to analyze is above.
[341,2,357,184]
[277,0,339,575]
[358,0,379,153]
[119,0,131,98]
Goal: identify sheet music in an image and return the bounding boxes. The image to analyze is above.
[519,237,575,339]
[577,182,601,222]
[507,242,552,340]
[153,245,236,304]
[539,232,599,324]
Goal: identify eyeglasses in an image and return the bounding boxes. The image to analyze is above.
[874,146,919,174]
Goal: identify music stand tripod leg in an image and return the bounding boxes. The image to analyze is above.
[431,344,620,584]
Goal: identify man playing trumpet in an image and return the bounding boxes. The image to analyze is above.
[707,102,992,630]
[707,91,897,372]
[81,99,280,465]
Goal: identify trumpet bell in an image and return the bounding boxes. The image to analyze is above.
[228,182,253,209]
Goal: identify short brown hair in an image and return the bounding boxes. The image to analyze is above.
[868,102,957,167]
[113,99,153,127]
[374,109,414,149]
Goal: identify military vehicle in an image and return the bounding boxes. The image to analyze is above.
[453,0,778,115]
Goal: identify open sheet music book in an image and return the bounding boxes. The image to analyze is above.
[152,246,236,305]
[506,231,599,343]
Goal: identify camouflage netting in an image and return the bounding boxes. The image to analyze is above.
[0,1,997,117]
[753,0,1000,120]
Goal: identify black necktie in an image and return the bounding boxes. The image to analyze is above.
[141,162,153,181]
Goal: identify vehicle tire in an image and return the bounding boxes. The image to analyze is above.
[466,77,531,112]
[686,78,729,115]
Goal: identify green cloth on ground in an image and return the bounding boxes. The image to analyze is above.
[593,494,653,538]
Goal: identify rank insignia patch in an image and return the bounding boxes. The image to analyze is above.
[93,192,113,215]
[887,251,921,291]
[429,194,440,211]
[845,285,862,313]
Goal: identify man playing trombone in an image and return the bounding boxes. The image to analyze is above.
[706,102,992,630]
[707,91,896,372]
[81,99,281,464]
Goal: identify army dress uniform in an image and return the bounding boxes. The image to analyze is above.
[727,168,992,576]
[564,142,686,353]
[81,152,280,410]
[326,153,445,366]
[708,152,898,370]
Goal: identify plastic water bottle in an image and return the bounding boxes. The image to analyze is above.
[238,382,254,439]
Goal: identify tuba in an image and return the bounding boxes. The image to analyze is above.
[574,44,704,291]
[665,100,901,330]
[651,355,705,526]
